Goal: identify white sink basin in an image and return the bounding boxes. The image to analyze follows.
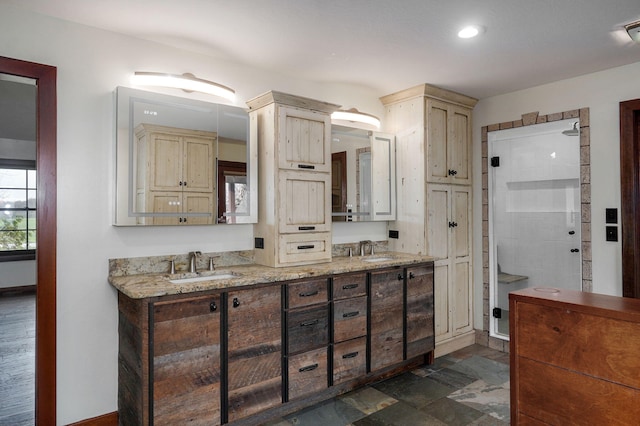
[362,257,394,263]
[169,273,237,284]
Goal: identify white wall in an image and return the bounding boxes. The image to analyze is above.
[473,61,640,328]
[0,4,386,424]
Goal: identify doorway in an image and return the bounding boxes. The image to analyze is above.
[0,56,57,424]
[488,119,583,338]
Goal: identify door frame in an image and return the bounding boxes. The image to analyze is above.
[0,56,57,424]
[620,99,640,298]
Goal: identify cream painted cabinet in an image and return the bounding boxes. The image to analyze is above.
[135,124,216,224]
[381,84,477,356]
[248,92,339,267]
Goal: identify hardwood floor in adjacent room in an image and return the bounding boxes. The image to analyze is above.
[0,292,35,425]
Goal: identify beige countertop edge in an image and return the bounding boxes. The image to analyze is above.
[109,253,435,299]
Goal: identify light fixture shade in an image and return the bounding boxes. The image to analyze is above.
[131,72,236,101]
[625,21,640,43]
[331,108,381,129]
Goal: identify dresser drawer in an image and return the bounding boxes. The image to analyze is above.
[332,272,367,300]
[333,337,366,385]
[287,305,329,354]
[278,233,331,265]
[333,296,367,342]
[287,278,329,309]
[288,347,328,400]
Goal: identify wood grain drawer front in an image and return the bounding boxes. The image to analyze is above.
[515,301,640,389]
[288,347,329,400]
[333,337,366,385]
[332,273,367,300]
[333,296,367,342]
[278,233,331,265]
[287,305,329,354]
[517,357,640,425]
[287,278,329,309]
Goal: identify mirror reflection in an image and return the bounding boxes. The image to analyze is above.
[114,87,256,226]
[330,126,396,222]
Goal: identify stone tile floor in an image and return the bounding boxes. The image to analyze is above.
[265,344,510,426]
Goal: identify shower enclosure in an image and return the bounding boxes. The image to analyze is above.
[488,119,582,339]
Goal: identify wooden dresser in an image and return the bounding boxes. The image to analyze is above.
[509,287,640,425]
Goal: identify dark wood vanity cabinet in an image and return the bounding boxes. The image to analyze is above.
[226,285,281,422]
[117,261,434,425]
[151,295,222,425]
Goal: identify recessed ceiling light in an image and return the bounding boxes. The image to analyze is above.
[458,25,484,39]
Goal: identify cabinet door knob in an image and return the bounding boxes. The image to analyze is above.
[210,301,217,312]
[409,272,415,279]
[571,248,580,253]
[397,273,404,280]
[448,169,458,176]
[232,297,240,308]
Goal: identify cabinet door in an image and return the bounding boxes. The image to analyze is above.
[425,99,471,185]
[152,295,221,425]
[183,193,214,225]
[370,268,404,371]
[149,132,183,191]
[406,264,435,359]
[278,171,331,233]
[434,261,451,342]
[147,192,182,225]
[278,107,331,172]
[370,132,396,221]
[183,135,215,192]
[426,184,449,258]
[227,285,282,422]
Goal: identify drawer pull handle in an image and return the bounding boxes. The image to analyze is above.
[300,319,319,327]
[342,351,359,359]
[299,290,319,297]
[343,311,360,318]
[297,245,315,250]
[298,164,315,170]
[299,363,318,372]
[342,283,359,290]
[298,226,316,230]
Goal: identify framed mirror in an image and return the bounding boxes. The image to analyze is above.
[114,86,257,226]
[330,125,395,222]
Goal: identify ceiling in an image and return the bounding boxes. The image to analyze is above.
[7,0,640,99]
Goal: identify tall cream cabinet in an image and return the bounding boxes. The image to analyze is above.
[247,91,340,267]
[381,84,477,356]
[134,123,216,225]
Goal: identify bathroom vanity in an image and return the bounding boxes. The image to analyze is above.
[110,253,434,425]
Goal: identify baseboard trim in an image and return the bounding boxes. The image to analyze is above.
[67,411,118,426]
[0,284,36,295]
[434,331,476,357]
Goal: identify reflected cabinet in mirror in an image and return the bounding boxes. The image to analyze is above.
[331,125,395,222]
[114,87,257,226]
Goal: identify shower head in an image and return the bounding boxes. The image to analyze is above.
[562,122,579,136]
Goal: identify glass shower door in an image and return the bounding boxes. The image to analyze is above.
[489,119,582,339]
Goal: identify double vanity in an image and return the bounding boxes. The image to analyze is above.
[110,252,435,425]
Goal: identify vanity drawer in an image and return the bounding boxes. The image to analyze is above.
[287,305,329,354]
[287,278,329,309]
[332,272,367,300]
[333,296,367,342]
[333,337,366,385]
[288,347,328,400]
[278,233,331,265]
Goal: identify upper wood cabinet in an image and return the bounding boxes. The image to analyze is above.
[135,124,216,225]
[426,99,472,185]
[248,91,339,267]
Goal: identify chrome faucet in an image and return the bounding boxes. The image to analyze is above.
[189,251,201,273]
[359,240,372,256]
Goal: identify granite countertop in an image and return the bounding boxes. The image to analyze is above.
[109,252,434,299]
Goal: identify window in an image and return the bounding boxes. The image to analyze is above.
[0,159,36,261]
